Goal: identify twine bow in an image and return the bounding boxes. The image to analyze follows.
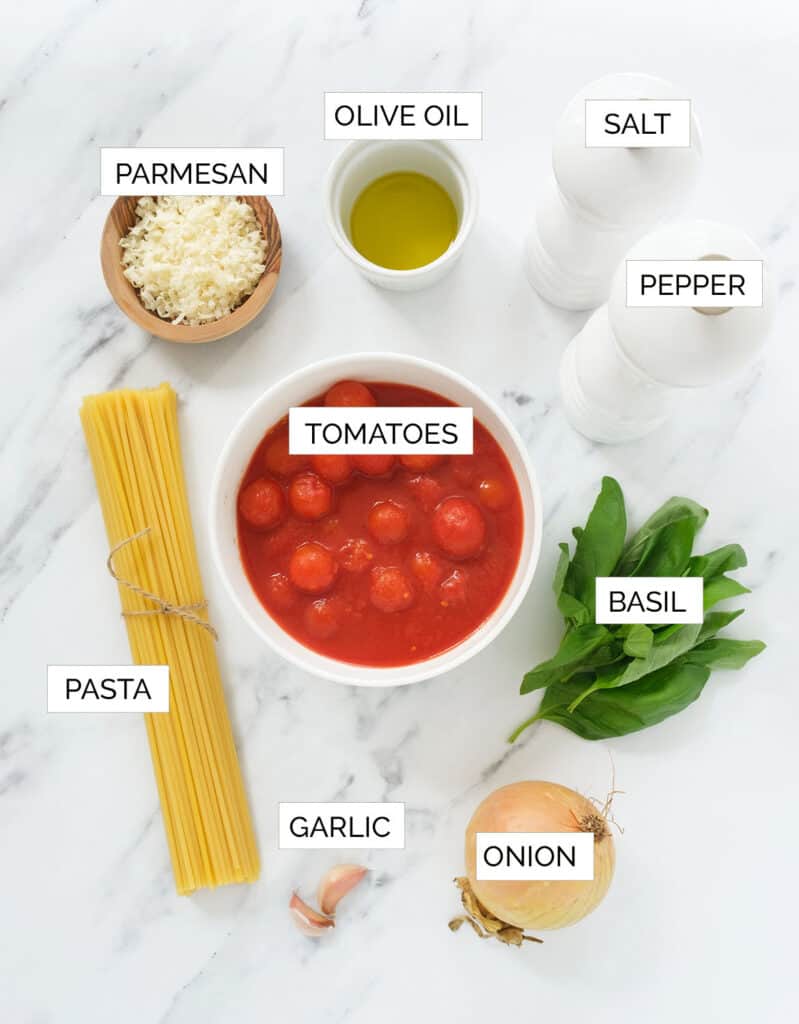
[106,528,218,640]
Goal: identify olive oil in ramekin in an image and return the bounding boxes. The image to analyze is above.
[349,172,458,271]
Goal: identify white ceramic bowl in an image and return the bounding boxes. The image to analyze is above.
[209,352,542,686]
[324,140,478,291]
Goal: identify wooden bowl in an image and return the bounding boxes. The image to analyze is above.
[100,196,282,343]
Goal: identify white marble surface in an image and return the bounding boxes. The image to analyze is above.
[2,1,798,1021]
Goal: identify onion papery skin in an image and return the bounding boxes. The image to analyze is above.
[465,781,615,931]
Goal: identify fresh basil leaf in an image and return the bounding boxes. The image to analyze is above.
[514,480,763,746]
[552,542,570,598]
[633,516,698,577]
[622,624,653,659]
[702,575,750,610]
[656,622,684,639]
[683,638,765,670]
[686,543,747,579]
[582,641,626,671]
[520,624,613,694]
[615,496,708,577]
[697,608,744,643]
[556,590,591,625]
[561,477,626,619]
[535,661,712,740]
[572,622,703,708]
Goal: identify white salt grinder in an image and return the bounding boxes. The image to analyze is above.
[559,220,773,444]
[525,72,702,311]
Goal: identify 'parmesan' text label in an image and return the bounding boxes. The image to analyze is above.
[101,148,285,196]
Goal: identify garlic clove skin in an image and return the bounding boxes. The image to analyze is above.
[289,891,335,937]
[317,864,368,916]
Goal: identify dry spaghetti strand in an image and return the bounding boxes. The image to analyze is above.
[80,383,259,894]
[106,528,218,638]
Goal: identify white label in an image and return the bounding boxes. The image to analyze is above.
[278,802,405,849]
[288,406,473,455]
[47,666,169,712]
[585,99,692,147]
[475,832,595,881]
[324,92,483,140]
[595,577,704,624]
[100,147,284,196]
[626,260,764,308]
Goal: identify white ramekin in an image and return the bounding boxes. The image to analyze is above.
[324,141,478,291]
[209,353,542,687]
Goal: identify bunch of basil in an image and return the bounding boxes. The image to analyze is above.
[510,477,765,742]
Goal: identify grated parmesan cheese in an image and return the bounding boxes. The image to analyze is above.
[119,196,267,326]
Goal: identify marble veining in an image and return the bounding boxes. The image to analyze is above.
[2,1,797,1022]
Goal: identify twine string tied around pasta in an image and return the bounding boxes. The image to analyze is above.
[106,528,218,640]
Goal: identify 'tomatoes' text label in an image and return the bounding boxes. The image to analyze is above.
[289,406,473,455]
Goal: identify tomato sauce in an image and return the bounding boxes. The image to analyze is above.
[236,381,523,667]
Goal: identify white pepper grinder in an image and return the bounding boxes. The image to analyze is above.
[559,219,773,444]
[525,72,703,311]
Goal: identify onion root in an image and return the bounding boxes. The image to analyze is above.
[448,877,543,947]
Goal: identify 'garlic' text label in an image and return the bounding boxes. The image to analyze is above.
[626,260,764,308]
[475,832,595,881]
[278,802,405,849]
[595,577,704,624]
[101,147,285,196]
[47,665,170,712]
[585,99,692,148]
[324,92,482,140]
[289,406,473,455]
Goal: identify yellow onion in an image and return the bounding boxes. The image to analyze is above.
[459,780,615,939]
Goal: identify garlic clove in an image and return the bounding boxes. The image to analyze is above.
[317,863,368,916]
[289,891,335,937]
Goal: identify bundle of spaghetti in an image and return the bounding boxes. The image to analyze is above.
[80,383,259,894]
